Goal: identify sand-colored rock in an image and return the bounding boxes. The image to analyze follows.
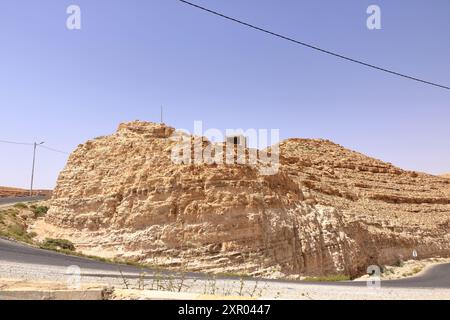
[33,121,450,278]
[278,139,450,274]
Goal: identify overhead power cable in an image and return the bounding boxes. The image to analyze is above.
[0,139,33,146]
[0,139,69,155]
[177,0,450,91]
[37,144,69,155]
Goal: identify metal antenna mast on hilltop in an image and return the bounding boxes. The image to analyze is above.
[160,105,164,124]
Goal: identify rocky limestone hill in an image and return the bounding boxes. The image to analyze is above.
[32,121,450,278]
[278,139,450,273]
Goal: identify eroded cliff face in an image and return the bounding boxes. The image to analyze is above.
[279,139,450,274]
[37,121,450,278]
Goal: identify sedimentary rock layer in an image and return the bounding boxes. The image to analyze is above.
[40,122,450,278]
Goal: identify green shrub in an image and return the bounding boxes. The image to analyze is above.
[0,223,34,243]
[41,238,75,251]
[303,274,351,282]
[13,203,28,209]
[32,206,49,217]
[7,224,27,237]
[28,231,37,238]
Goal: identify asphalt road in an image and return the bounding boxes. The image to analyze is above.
[1,198,449,290]
[0,196,47,207]
[1,237,450,289]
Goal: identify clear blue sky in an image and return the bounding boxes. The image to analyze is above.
[0,0,449,189]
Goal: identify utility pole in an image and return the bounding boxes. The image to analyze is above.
[30,141,44,196]
[160,105,163,124]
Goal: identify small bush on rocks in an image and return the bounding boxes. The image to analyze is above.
[32,206,49,217]
[41,238,75,251]
[13,203,28,209]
